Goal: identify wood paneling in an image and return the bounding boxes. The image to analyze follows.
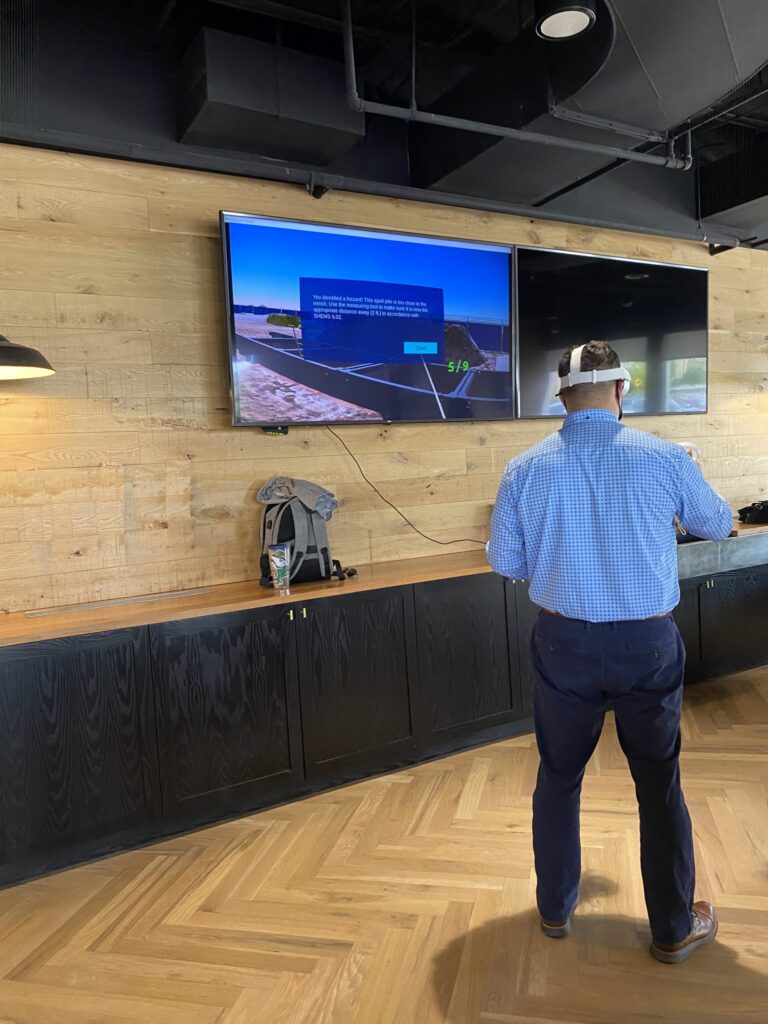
[0,142,766,612]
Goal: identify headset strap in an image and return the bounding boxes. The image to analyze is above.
[571,344,586,372]
[558,366,631,390]
[559,343,631,393]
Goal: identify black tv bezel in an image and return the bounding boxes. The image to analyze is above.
[219,212,709,428]
[514,244,710,421]
[219,210,517,428]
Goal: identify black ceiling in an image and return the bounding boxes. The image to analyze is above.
[3,0,768,247]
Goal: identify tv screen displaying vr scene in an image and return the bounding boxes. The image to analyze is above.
[221,214,514,425]
[516,248,708,418]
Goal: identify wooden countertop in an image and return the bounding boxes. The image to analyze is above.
[728,521,768,538]
[0,549,492,649]
[2,518,766,650]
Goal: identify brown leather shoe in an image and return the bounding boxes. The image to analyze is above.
[540,901,578,938]
[649,901,718,964]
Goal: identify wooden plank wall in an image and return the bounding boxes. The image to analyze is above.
[0,143,766,613]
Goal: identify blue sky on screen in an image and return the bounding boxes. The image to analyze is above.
[227,219,510,322]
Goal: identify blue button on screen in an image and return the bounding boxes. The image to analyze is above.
[403,341,439,355]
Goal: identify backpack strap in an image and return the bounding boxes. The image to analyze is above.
[288,498,311,580]
[309,512,333,579]
[260,502,279,585]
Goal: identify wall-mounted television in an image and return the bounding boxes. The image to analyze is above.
[221,213,514,426]
[516,247,708,418]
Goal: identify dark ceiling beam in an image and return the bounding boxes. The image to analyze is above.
[532,133,688,209]
[152,0,447,52]
[721,112,768,131]
[670,75,768,141]
[445,0,526,50]
[699,135,765,219]
[531,153,626,207]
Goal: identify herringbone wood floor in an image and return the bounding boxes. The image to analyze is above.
[1,670,767,1024]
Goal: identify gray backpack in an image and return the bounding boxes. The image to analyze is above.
[259,490,345,587]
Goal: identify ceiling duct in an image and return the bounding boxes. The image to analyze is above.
[406,1,620,190]
[339,0,691,199]
[175,27,365,164]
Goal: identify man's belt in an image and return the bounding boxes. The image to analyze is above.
[540,608,671,622]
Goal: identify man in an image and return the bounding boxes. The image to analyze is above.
[487,341,733,964]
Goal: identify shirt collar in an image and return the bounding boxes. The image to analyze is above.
[561,409,620,429]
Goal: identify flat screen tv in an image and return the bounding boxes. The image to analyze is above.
[516,247,708,418]
[221,213,514,426]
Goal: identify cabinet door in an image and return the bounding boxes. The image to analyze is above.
[0,628,158,865]
[296,587,418,781]
[700,567,768,678]
[151,606,303,819]
[510,581,538,719]
[414,574,521,743]
[675,580,703,684]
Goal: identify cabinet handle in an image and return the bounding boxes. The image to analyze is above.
[288,609,294,621]
[301,607,307,619]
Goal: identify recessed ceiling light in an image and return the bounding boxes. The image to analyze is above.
[536,1,597,40]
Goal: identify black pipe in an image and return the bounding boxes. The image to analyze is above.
[340,0,690,171]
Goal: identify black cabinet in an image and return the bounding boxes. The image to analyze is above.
[0,628,158,868]
[1,559,765,887]
[413,574,522,748]
[699,566,768,678]
[295,587,418,781]
[150,606,303,819]
[675,580,704,683]
[510,581,538,718]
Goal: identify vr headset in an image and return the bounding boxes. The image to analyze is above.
[556,344,631,397]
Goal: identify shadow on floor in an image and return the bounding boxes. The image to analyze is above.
[684,673,765,709]
[431,874,767,1024]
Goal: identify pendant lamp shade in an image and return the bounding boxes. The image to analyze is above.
[536,0,597,39]
[0,335,55,380]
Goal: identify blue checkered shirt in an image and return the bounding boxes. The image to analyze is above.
[487,409,733,622]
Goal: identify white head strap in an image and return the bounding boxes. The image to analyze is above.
[557,344,631,395]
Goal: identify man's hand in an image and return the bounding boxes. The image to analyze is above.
[679,443,702,472]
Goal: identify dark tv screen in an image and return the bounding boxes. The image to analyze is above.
[516,248,708,418]
[221,213,514,425]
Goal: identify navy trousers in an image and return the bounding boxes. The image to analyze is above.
[530,610,695,945]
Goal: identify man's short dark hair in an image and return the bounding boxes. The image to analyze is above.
[558,341,621,397]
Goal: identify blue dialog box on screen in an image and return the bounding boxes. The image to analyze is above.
[300,278,445,365]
